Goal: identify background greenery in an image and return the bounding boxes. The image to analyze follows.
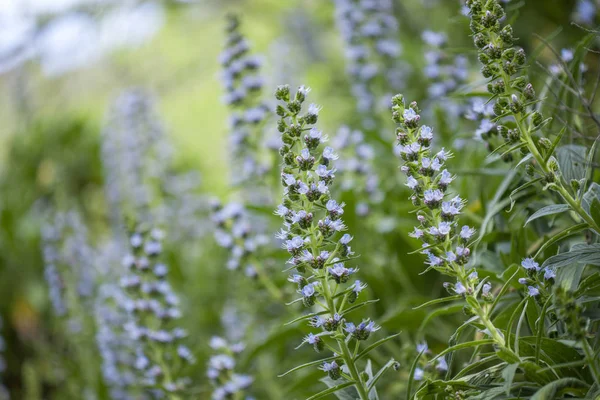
[0,0,597,398]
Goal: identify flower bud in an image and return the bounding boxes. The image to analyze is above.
[277,119,286,132]
[500,25,513,45]
[473,33,487,49]
[515,49,526,65]
[497,125,507,138]
[275,85,290,101]
[538,137,552,152]
[502,61,516,76]
[525,164,534,176]
[391,94,404,107]
[462,305,476,317]
[287,100,301,114]
[523,83,535,100]
[547,156,559,172]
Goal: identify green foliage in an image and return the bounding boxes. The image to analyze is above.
[0,0,599,399]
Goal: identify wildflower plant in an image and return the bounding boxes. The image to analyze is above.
[220,13,272,188]
[41,211,101,397]
[333,0,404,130]
[466,0,600,235]
[6,2,600,400]
[210,199,282,300]
[392,95,514,361]
[207,336,253,400]
[120,228,194,398]
[102,90,173,227]
[421,30,468,100]
[331,125,383,216]
[274,84,397,399]
[464,4,600,393]
[390,94,600,397]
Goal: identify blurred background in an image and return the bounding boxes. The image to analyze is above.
[0,0,597,398]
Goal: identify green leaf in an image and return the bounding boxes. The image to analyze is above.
[356,333,401,361]
[542,244,600,269]
[432,339,496,362]
[310,380,356,400]
[544,125,567,162]
[414,379,475,398]
[364,360,379,400]
[285,311,328,326]
[518,337,585,381]
[341,299,380,317]
[535,296,553,364]
[556,145,587,183]
[413,295,462,310]
[278,356,337,377]
[524,204,571,226]
[366,359,396,392]
[556,263,585,291]
[501,363,519,396]
[507,178,543,212]
[582,183,600,229]
[514,299,529,356]
[417,304,464,336]
[407,349,426,400]
[533,223,588,259]
[530,377,589,400]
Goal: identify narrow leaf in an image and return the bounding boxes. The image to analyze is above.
[413,295,462,310]
[367,359,396,391]
[356,333,401,361]
[524,204,571,226]
[278,356,337,377]
[307,381,356,400]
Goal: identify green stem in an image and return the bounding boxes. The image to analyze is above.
[251,255,284,301]
[514,116,600,234]
[320,251,369,399]
[582,339,600,386]
[339,340,370,400]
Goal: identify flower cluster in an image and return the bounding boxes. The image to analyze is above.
[331,125,383,216]
[467,0,600,234]
[119,229,194,397]
[464,98,497,143]
[553,286,589,341]
[275,84,384,399]
[41,211,95,322]
[393,97,476,281]
[102,89,173,226]
[211,201,269,276]
[411,342,448,383]
[548,47,588,77]
[518,257,555,298]
[333,0,404,129]
[422,30,469,99]
[392,94,510,353]
[467,0,542,136]
[572,0,597,26]
[220,14,270,186]
[207,337,254,400]
[95,276,141,400]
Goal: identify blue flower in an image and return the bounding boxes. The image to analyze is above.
[414,367,424,381]
[544,268,556,280]
[454,282,467,295]
[527,286,540,297]
[459,225,475,240]
[521,258,540,271]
